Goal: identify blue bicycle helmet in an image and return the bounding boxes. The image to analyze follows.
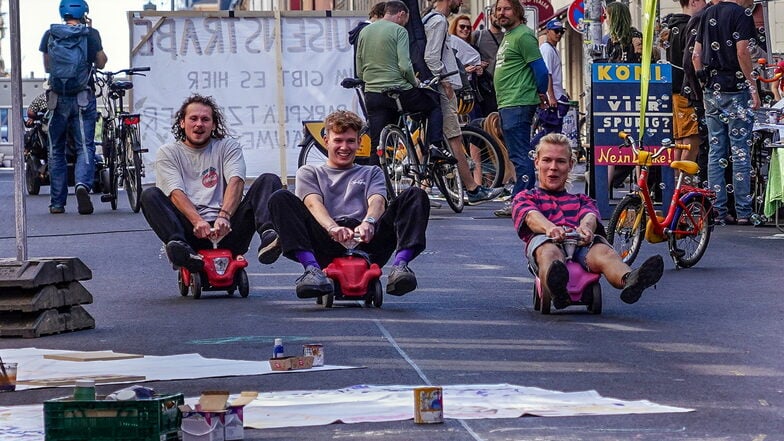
[59,0,89,20]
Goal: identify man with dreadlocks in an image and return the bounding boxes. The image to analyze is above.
[140,94,283,273]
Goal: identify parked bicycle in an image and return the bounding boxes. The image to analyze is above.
[95,66,150,212]
[606,132,716,268]
[297,78,505,197]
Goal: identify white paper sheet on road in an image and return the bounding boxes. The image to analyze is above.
[241,384,694,429]
[0,383,693,440]
[0,348,359,390]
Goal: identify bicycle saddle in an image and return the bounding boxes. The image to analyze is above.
[110,81,134,91]
[341,78,364,89]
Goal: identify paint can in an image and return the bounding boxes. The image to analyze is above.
[303,344,324,367]
[413,386,443,424]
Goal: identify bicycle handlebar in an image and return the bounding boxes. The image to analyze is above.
[96,67,151,78]
[617,131,677,161]
[419,70,458,89]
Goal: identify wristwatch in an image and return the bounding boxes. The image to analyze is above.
[363,216,377,226]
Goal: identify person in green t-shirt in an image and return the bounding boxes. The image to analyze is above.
[356,0,443,166]
[492,0,549,217]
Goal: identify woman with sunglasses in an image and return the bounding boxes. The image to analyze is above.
[448,15,485,119]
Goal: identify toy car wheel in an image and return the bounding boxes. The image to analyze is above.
[322,293,334,308]
[371,279,383,308]
[236,269,250,298]
[587,283,602,315]
[532,284,541,311]
[191,272,202,299]
[177,270,189,297]
[540,286,551,315]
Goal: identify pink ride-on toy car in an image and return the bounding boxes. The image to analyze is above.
[316,234,383,308]
[178,230,249,299]
[531,231,602,315]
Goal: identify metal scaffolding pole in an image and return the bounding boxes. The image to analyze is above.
[8,0,27,261]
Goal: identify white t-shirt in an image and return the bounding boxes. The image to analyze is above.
[451,37,481,67]
[539,41,565,99]
[154,138,246,222]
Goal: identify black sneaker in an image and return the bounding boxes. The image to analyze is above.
[165,240,204,272]
[49,205,65,214]
[429,146,458,165]
[295,266,334,298]
[75,184,93,215]
[545,260,570,309]
[386,263,417,296]
[257,229,281,264]
[620,255,664,304]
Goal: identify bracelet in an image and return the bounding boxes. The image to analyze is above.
[327,225,340,233]
[219,208,232,217]
[217,213,231,221]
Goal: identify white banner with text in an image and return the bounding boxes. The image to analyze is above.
[129,12,366,181]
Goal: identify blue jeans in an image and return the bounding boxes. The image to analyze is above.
[499,105,537,195]
[703,89,753,218]
[47,93,97,209]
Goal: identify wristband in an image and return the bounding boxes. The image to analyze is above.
[219,208,232,217]
[327,225,340,233]
[217,213,231,222]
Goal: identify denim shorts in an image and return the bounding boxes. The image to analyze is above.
[526,234,610,274]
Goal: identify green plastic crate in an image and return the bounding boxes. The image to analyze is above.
[44,393,184,441]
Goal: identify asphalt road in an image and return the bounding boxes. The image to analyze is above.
[1,169,783,440]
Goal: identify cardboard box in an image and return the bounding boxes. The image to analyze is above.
[224,392,258,441]
[268,355,314,371]
[180,407,225,441]
[181,391,258,441]
[180,391,229,441]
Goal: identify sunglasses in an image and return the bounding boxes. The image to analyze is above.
[553,29,565,34]
[458,24,472,30]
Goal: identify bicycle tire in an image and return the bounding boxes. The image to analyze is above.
[607,194,646,265]
[103,120,119,210]
[297,137,328,167]
[379,125,418,199]
[125,125,143,213]
[671,196,712,268]
[25,155,41,195]
[433,160,464,213]
[460,126,505,189]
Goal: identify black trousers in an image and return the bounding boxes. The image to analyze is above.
[267,187,430,268]
[365,88,443,164]
[140,173,282,255]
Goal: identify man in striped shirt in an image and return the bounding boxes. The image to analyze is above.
[513,133,664,309]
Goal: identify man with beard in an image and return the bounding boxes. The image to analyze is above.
[492,0,549,216]
[140,94,282,273]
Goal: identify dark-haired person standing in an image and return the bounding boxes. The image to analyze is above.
[140,94,282,272]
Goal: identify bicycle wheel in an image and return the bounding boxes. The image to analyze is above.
[461,126,505,189]
[607,194,646,265]
[25,155,41,195]
[380,125,417,199]
[297,137,328,167]
[671,197,712,268]
[103,121,118,210]
[432,159,465,213]
[124,125,143,213]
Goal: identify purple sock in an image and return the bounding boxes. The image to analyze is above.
[393,249,414,266]
[295,251,319,269]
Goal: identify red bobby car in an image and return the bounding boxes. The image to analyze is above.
[318,248,383,308]
[178,230,250,299]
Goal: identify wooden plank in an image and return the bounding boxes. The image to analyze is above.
[18,374,146,386]
[44,351,144,362]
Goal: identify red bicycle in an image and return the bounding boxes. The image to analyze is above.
[607,132,716,268]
